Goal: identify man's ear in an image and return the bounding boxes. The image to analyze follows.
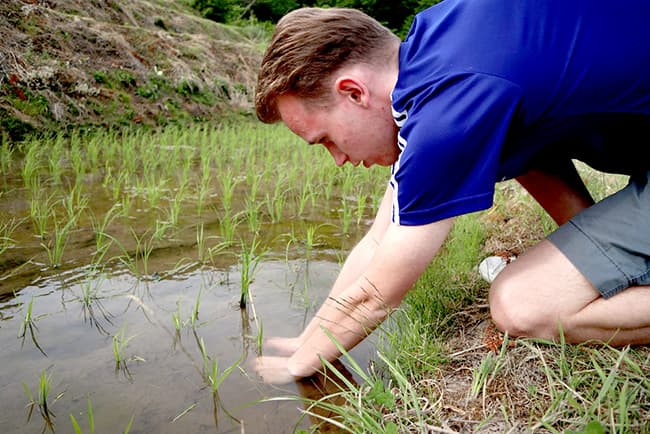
[334,77,369,107]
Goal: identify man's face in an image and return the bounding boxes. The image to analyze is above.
[277,93,399,168]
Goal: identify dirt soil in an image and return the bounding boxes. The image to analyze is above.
[0,0,264,140]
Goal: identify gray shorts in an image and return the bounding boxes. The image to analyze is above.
[547,169,650,298]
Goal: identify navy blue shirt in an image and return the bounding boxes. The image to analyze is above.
[390,0,650,225]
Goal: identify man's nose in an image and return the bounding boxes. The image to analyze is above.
[324,144,347,167]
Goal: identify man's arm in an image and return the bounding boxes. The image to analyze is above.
[255,184,454,383]
[515,159,594,225]
[285,217,453,378]
[261,186,394,356]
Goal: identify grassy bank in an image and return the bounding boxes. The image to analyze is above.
[292,166,650,433]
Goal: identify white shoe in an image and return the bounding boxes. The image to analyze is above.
[478,255,516,283]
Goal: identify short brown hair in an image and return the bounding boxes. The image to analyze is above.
[255,7,399,123]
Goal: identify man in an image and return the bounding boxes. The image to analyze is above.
[253,0,650,384]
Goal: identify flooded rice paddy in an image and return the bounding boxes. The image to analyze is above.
[0,123,388,433]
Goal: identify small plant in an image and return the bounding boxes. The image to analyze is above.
[190,288,202,328]
[18,297,47,356]
[70,398,134,434]
[41,209,78,269]
[0,217,21,255]
[112,323,140,372]
[23,368,61,431]
[239,237,263,309]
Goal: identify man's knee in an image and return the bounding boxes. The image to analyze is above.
[488,275,557,339]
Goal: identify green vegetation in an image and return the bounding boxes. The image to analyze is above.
[191,0,440,36]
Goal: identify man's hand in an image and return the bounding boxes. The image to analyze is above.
[254,356,298,385]
[263,336,302,356]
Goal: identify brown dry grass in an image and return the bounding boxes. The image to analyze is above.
[0,0,263,135]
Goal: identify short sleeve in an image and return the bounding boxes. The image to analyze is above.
[391,73,522,225]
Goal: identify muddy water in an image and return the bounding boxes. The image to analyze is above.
[0,136,386,432]
[0,242,377,433]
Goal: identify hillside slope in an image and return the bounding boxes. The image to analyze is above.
[0,0,265,141]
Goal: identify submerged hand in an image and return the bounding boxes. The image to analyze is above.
[263,336,302,356]
[255,356,298,385]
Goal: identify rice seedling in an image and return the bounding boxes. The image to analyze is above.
[0,136,14,173]
[29,184,55,240]
[41,209,78,269]
[47,135,66,185]
[238,237,263,309]
[216,207,241,246]
[339,197,354,234]
[172,300,183,332]
[21,141,44,188]
[112,323,140,371]
[23,368,61,432]
[89,203,120,261]
[77,274,113,335]
[196,224,228,265]
[198,337,241,395]
[265,189,287,224]
[355,191,368,224]
[245,198,262,234]
[70,138,86,183]
[18,296,47,356]
[70,398,135,434]
[0,217,21,255]
[219,170,238,217]
[61,184,88,222]
[190,288,202,328]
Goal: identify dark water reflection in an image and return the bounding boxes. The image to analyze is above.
[0,257,376,433]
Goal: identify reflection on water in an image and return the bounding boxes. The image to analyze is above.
[0,124,387,432]
[0,258,376,433]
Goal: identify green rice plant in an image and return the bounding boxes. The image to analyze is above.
[112,323,138,370]
[61,184,89,222]
[216,207,241,246]
[165,183,187,228]
[0,217,21,255]
[70,398,134,434]
[295,182,313,215]
[127,230,155,279]
[219,170,238,217]
[29,184,56,240]
[21,141,44,187]
[355,191,368,224]
[70,138,86,183]
[172,300,183,332]
[78,274,113,335]
[47,135,66,185]
[190,288,202,328]
[239,237,263,309]
[340,197,354,234]
[196,173,212,217]
[198,337,241,395]
[0,136,14,173]
[89,204,120,261]
[41,209,78,269]
[245,198,262,234]
[265,189,287,224]
[18,297,47,356]
[23,368,60,431]
[196,224,228,265]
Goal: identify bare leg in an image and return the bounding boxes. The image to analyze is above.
[489,240,650,346]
